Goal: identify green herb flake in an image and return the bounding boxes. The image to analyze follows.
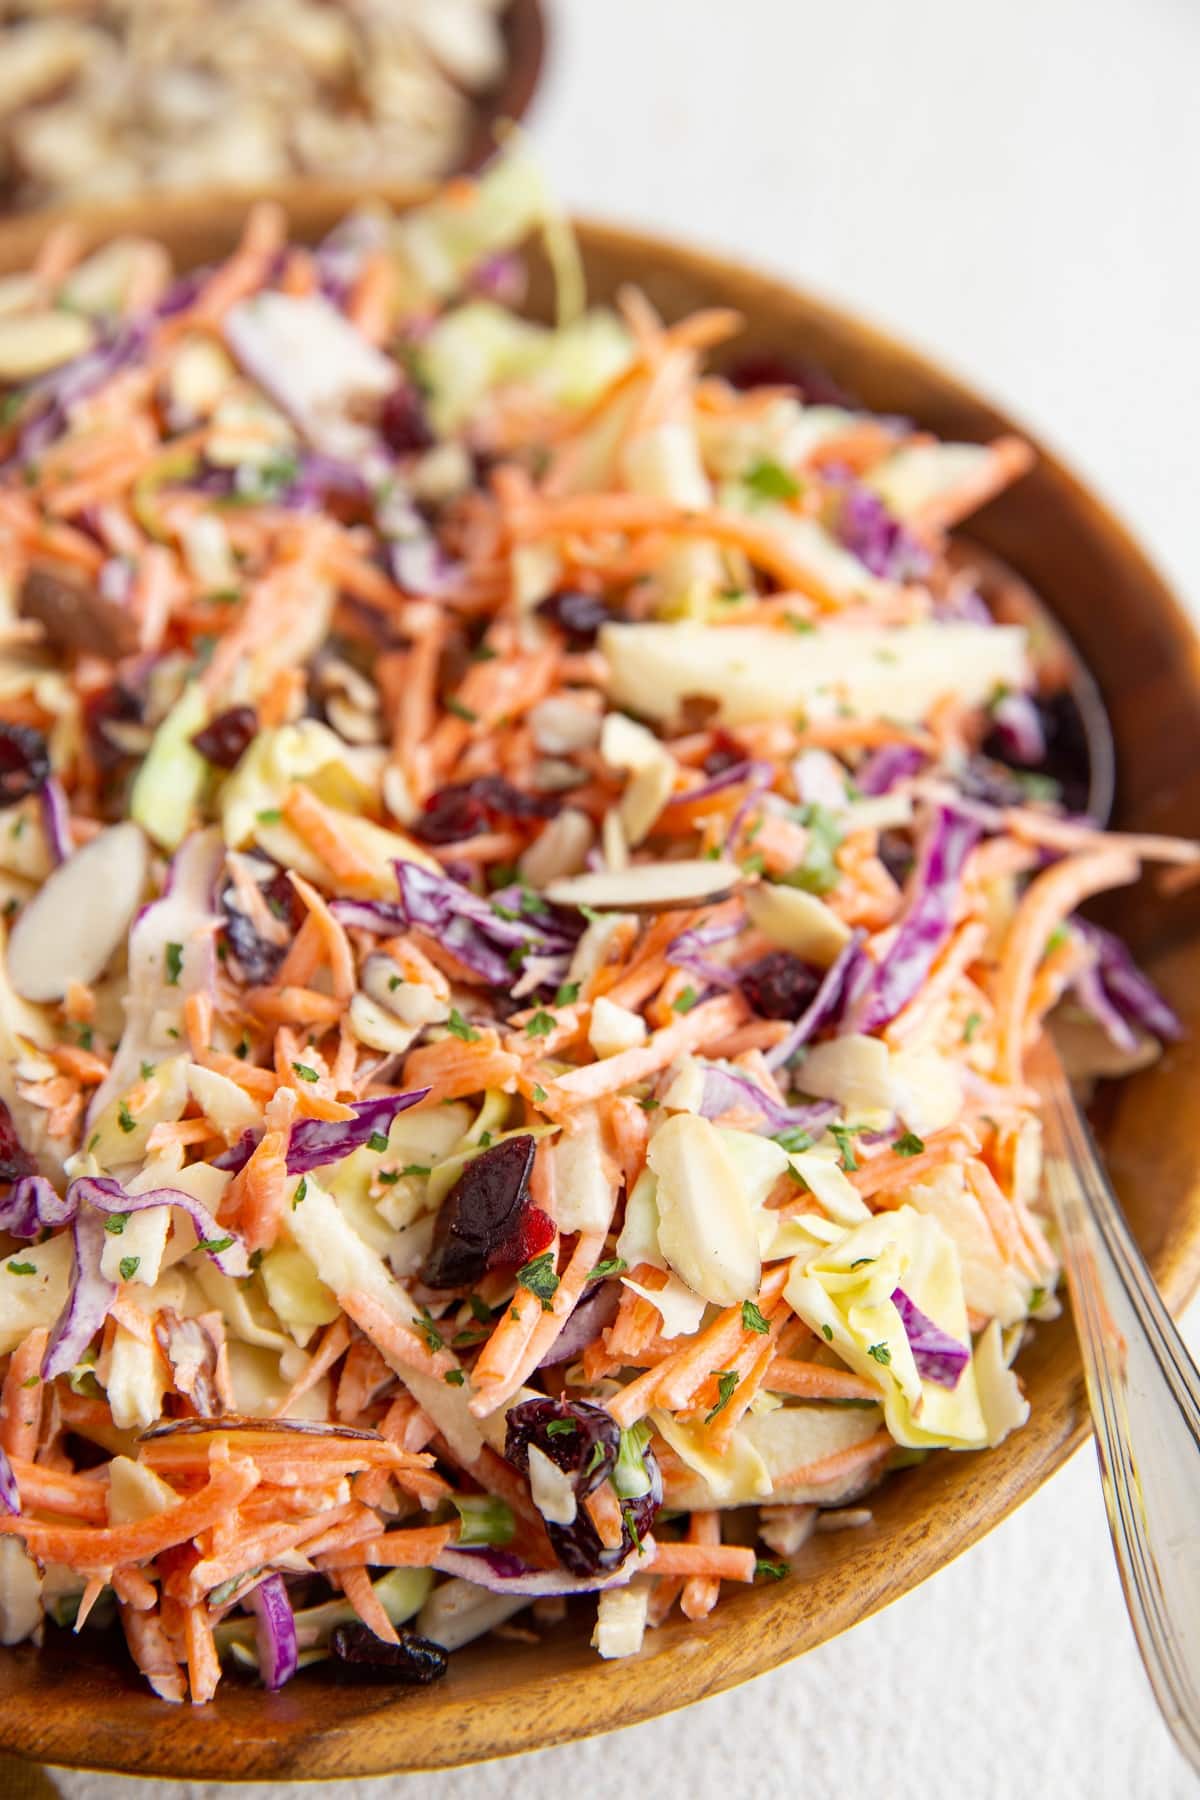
[367,1131,390,1154]
[554,981,581,1006]
[400,1163,432,1179]
[1029,1285,1047,1312]
[639,1096,661,1113]
[755,1557,790,1581]
[117,1100,137,1135]
[164,942,184,985]
[589,1257,628,1282]
[705,1369,740,1423]
[416,1307,445,1354]
[741,1299,770,1335]
[196,1234,235,1255]
[256,807,283,824]
[672,985,699,1014]
[622,1502,644,1553]
[443,1368,466,1387]
[821,1323,834,1342]
[20,1374,40,1388]
[784,803,844,896]
[446,1009,479,1043]
[118,1255,141,1282]
[517,1250,560,1309]
[75,1024,94,1050]
[291,1061,319,1082]
[545,1418,578,1439]
[139,1060,156,1080]
[867,1341,892,1366]
[785,613,816,635]
[6,1260,36,1276]
[524,1009,556,1039]
[963,1011,983,1044]
[828,1123,860,1172]
[892,1130,925,1157]
[849,1256,876,1270]
[531,1084,548,1106]
[445,697,478,724]
[744,458,800,503]
[586,1441,606,1477]
[292,1177,308,1209]
[468,1293,493,1325]
[103,1214,128,1236]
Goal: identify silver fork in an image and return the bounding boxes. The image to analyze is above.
[1036,1036,1200,1773]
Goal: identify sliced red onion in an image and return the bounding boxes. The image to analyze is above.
[43,1205,116,1381]
[73,1176,250,1279]
[849,807,980,1034]
[87,828,223,1126]
[1073,920,1183,1044]
[285,1090,431,1175]
[247,1573,299,1690]
[0,1444,18,1515]
[38,779,72,864]
[432,1544,646,1597]
[891,1287,969,1388]
[698,1063,837,1139]
[666,913,745,991]
[536,1282,621,1369]
[765,933,870,1071]
[855,744,927,797]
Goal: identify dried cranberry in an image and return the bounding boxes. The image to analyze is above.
[330,1622,448,1684]
[220,862,303,984]
[725,352,856,408]
[702,731,749,778]
[740,950,822,1020]
[378,383,434,457]
[191,706,257,771]
[0,1099,35,1185]
[0,723,49,809]
[415,776,559,845]
[420,1134,550,1288]
[505,1396,662,1577]
[536,590,611,646]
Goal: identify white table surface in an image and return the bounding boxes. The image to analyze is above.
[53,2,1200,1795]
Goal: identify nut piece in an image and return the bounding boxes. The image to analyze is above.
[19,562,141,661]
[0,309,93,379]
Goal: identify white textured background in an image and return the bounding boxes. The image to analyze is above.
[52,0,1200,1794]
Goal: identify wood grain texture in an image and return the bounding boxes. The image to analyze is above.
[1,187,1198,1782]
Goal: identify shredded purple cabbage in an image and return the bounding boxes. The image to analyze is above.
[247,1574,299,1690]
[0,1444,18,1515]
[832,479,930,582]
[849,807,980,1034]
[42,1206,115,1381]
[856,744,927,797]
[0,1174,71,1238]
[891,1287,969,1388]
[666,913,745,991]
[285,1090,431,1176]
[698,1063,837,1139]
[765,933,870,1071]
[1073,920,1183,1045]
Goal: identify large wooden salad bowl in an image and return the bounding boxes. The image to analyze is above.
[0,187,1198,1781]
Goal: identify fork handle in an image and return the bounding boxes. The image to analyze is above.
[1040,1047,1200,1774]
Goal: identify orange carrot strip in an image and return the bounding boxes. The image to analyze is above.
[112,1565,158,1611]
[547,993,748,1109]
[283,787,378,894]
[401,1031,521,1104]
[339,1565,400,1645]
[317,1524,455,1570]
[764,1359,880,1401]
[122,1604,186,1704]
[0,1330,47,1460]
[7,1456,108,1524]
[680,1511,721,1620]
[648,1542,756,1582]
[272,1315,353,1419]
[183,1602,221,1705]
[244,985,347,1027]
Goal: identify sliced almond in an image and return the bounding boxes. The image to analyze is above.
[518,808,595,889]
[544,859,741,915]
[744,882,851,968]
[0,309,93,380]
[8,821,148,1001]
[648,1111,761,1305]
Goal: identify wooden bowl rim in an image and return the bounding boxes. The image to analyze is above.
[0,185,1198,1781]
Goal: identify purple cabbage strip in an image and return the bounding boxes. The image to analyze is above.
[698,1064,837,1139]
[248,1574,299,1690]
[765,933,869,1071]
[1072,919,1183,1045]
[832,478,930,582]
[39,779,72,865]
[855,743,927,797]
[42,1207,115,1382]
[1071,961,1138,1055]
[432,1544,643,1597]
[666,913,745,991]
[285,1090,431,1176]
[0,1445,18,1515]
[849,807,981,1034]
[0,1174,71,1239]
[891,1287,969,1389]
[71,1176,251,1279]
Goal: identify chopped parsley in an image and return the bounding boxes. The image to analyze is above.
[532,1084,548,1106]
[446,1008,479,1043]
[546,1418,578,1439]
[821,1323,834,1342]
[586,1441,607,1477]
[468,1293,493,1324]
[291,1062,319,1082]
[1045,923,1070,956]
[139,1060,156,1080]
[75,1024,94,1050]
[400,1163,432,1178]
[416,1307,445,1354]
[892,1131,926,1157]
[445,697,478,724]
[867,1342,892,1366]
[622,1502,644,1553]
[517,1250,560,1309]
[639,1096,661,1113]
[784,803,844,896]
[6,1260,36,1276]
[554,981,581,1006]
[196,1235,235,1255]
[705,1369,740,1423]
[117,1101,137,1135]
[755,1558,790,1581]
[773,1126,814,1155]
[443,1368,466,1387]
[741,1299,770,1334]
[292,1177,307,1208]
[256,808,282,824]
[828,1123,861,1171]
[388,974,403,991]
[367,1131,390,1154]
[1029,1285,1047,1312]
[164,942,184,985]
[20,1374,40,1389]
[744,458,800,503]
[524,1009,556,1039]
[118,1256,141,1282]
[672,985,699,1014]
[103,1214,127,1236]
[963,1011,983,1044]
[589,1257,628,1282]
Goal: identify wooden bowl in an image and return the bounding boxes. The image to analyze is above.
[2,187,1200,1782]
[461,0,547,174]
